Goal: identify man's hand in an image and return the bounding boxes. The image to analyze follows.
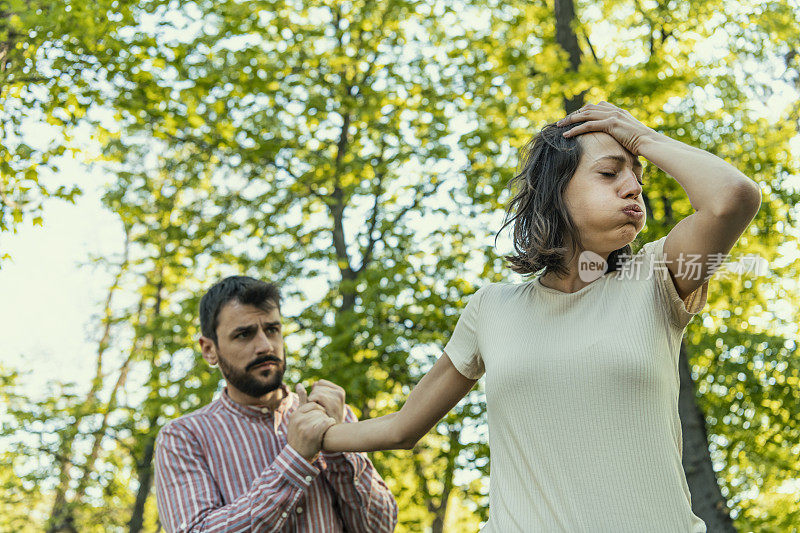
[306,379,346,425]
[288,384,336,463]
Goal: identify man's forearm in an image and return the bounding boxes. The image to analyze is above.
[320,452,399,533]
[157,441,319,533]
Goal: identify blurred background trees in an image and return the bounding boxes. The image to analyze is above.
[1,0,799,531]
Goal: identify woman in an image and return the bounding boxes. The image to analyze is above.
[317,102,761,532]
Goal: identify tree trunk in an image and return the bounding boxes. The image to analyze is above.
[46,229,132,531]
[411,426,460,533]
[45,439,75,533]
[429,428,459,533]
[678,340,737,532]
[128,432,157,533]
[45,476,77,533]
[554,0,585,113]
[128,270,165,533]
[73,342,138,504]
[662,193,674,224]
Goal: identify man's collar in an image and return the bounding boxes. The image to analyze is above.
[220,384,293,418]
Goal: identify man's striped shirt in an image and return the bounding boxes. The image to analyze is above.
[154,384,398,532]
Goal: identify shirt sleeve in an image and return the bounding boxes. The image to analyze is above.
[443,285,486,379]
[641,236,710,330]
[154,419,319,532]
[317,405,399,533]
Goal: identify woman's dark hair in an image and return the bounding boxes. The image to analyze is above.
[497,121,634,278]
[199,275,282,344]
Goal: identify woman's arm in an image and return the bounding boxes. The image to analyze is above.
[322,352,478,452]
[560,101,760,214]
[630,131,760,300]
[559,101,761,300]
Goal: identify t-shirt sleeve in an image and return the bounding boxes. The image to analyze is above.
[443,286,486,379]
[640,236,709,329]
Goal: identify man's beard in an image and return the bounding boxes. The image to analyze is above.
[216,348,286,398]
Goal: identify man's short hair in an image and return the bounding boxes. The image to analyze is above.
[199,276,282,344]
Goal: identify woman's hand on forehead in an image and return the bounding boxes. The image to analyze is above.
[556,101,658,157]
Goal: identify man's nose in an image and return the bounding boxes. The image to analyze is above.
[253,329,275,354]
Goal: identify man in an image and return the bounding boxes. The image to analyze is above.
[154,275,398,532]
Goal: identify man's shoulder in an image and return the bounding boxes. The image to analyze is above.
[158,396,224,440]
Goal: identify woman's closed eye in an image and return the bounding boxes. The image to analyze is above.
[600,171,643,186]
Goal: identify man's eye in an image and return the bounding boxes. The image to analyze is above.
[600,172,616,177]
[237,331,249,338]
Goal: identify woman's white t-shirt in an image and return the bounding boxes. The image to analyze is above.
[444,237,709,533]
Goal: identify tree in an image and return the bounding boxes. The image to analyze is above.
[455,0,800,529]
[3,0,799,530]
[95,0,496,528]
[0,0,147,240]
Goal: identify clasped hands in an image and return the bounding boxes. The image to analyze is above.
[287,379,344,463]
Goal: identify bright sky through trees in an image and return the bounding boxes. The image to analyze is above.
[2,7,798,400]
[2,1,800,530]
